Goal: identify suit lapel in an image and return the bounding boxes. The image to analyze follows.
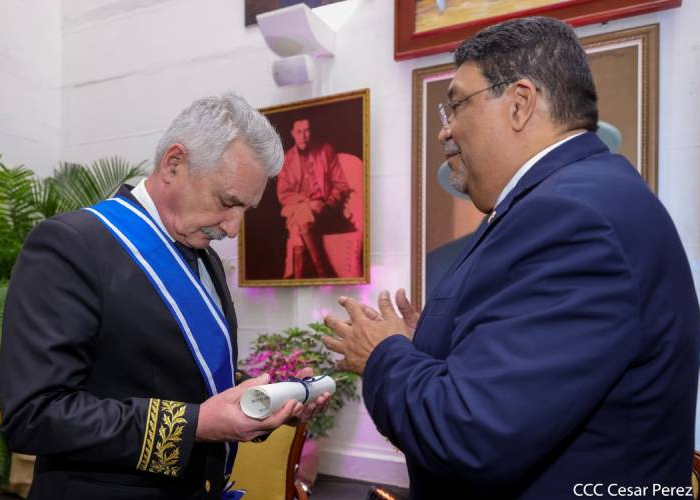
[201,250,238,341]
[489,132,608,224]
[116,184,139,203]
[454,132,609,268]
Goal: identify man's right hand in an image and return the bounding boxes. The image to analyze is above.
[354,288,421,340]
[195,374,304,443]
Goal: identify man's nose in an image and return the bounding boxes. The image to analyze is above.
[220,209,243,238]
[438,126,452,145]
[438,125,452,145]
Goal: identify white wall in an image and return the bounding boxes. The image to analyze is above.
[2,0,699,489]
[0,0,61,176]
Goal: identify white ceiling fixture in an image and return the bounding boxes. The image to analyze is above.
[256,1,360,86]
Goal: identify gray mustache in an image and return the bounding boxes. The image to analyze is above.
[201,226,226,240]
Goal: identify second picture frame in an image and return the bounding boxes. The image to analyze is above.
[239,89,370,287]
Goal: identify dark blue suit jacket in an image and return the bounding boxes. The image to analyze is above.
[364,133,699,499]
[426,232,476,297]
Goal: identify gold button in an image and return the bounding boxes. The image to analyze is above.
[205,480,211,493]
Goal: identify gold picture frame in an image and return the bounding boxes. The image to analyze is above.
[410,24,659,307]
[395,0,677,60]
[582,24,659,191]
[239,89,370,287]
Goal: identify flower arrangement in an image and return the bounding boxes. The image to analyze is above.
[238,322,360,439]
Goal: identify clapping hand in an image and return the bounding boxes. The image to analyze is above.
[322,289,420,375]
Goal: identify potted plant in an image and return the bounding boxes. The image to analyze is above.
[238,322,360,486]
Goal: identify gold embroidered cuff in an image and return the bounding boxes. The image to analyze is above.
[137,398,195,477]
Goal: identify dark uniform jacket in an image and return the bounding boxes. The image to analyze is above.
[0,186,238,499]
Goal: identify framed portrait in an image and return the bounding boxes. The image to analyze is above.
[395,0,678,60]
[410,24,659,307]
[582,24,659,191]
[244,0,344,26]
[239,89,370,287]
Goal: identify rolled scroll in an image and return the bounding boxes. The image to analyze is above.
[240,376,336,419]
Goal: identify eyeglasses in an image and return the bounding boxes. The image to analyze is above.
[440,80,514,119]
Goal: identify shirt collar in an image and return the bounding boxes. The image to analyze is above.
[494,131,585,209]
[131,178,174,242]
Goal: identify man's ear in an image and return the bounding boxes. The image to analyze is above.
[509,79,538,132]
[160,144,187,183]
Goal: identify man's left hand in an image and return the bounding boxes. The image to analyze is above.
[285,367,332,426]
[323,291,412,375]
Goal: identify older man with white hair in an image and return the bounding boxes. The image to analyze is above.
[0,93,329,500]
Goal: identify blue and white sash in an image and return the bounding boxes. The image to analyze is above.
[85,196,242,497]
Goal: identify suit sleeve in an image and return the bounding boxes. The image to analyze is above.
[322,144,350,208]
[362,193,640,483]
[0,217,198,478]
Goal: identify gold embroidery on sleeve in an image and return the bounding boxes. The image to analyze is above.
[137,398,160,471]
[148,401,187,476]
[136,399,188,477]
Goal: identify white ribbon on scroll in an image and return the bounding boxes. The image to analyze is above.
[240,376,336,419]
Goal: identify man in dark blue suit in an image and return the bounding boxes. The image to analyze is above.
[323,17,699,500]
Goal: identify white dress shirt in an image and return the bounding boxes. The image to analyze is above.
[494,132,585,210]
[131,179,223,311]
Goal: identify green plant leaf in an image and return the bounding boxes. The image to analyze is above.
[0,160,42,279]
[0,155,148,280]
[51,157,147,210]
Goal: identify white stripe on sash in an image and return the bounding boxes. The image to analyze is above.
[85,206,220,395]
[110,198,236,380]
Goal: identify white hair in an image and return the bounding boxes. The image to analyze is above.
[154,92,283,177]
